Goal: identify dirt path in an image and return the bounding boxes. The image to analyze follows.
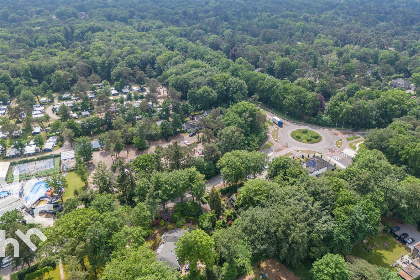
[239,259,300,280]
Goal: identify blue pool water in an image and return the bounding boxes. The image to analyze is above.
[25,181,48,204]
[0,191,10,199]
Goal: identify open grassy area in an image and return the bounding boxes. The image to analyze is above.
[346,135,361,141]
[350,139,364,150]
[271,126,279,142]
[262,142,274,150]
[62,171,85,201]
[266,119,274,126]
[336,139,343,148]
[291,129,322,143]
[351,234,408,268]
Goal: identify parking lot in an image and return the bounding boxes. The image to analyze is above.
[391,223,420,250]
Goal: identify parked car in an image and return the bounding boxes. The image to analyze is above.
[189,130,197,137]
[185,263,189,271]
[407,238,416,244]
[399,233,409,242]
[165,137,170,142]
[390,226,400,232]
[184,141,190,145]
[0,256,13,269]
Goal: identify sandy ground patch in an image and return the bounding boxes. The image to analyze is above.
[239,258,300,280]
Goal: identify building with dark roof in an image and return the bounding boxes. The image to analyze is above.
[303,156,336,176]
[391,78,415,91]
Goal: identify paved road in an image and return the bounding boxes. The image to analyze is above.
[262,110,363,168]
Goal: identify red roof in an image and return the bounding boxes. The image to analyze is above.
[399,270,413,280]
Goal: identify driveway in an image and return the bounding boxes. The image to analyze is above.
[391,223,420,250]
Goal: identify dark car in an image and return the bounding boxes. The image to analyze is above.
[165,137,170,142]
[399,233,409,242]
[407,238,416,244]
[189,130,197,137]
[391,226,400,232]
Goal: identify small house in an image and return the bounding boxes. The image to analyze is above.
[40,98,48,104]
[24,145,39,156]
[81,111,90,118]
[91,140,102,150]
[122,87,130,94]
[182,121,199,132]
[62,93,71,100]
[391,78,415,91]
[399,270,413,280]
[12,130,22,138]
[70,113,79,119]
[6,147,20,158]
[32,126,42,136]
[47,136,58,146]
[403,264,420,279]
[303,156,335,176]
[43,142,54,152]
[111,89,119,96]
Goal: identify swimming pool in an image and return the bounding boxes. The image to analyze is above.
[25,181,48,205]
[0,191,10,199]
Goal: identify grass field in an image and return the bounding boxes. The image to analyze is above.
[271,126,279,142]
[291,129,322,144]
[62,171,85,201]
[351,234,408,268]
[346,135,360,141]
[262,142,274,150]
[266,120,274,126]
[350,139,364,150]
[336,139,343,148]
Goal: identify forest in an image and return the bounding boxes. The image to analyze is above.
[2,0,420,279]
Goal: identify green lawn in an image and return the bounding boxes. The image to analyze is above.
[346,135,360,141]
[350,139,364,150]
[266,119,274,126]
[336,139,343,148]
[262,142,274,150]
[351,234,408,268]
[63,171,85,201]
[271,126,279,142]
[291,129,322,144]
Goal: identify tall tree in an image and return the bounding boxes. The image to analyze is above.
[176,229,215,273]
[310,254,351,280]
[92,161,114,194]
[75,136,93,162]
[208,187,223,217]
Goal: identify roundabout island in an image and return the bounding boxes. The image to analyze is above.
[291,129,322,144]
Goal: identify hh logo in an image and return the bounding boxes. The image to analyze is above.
[0,229,47,257]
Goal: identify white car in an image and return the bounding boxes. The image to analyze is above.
[0,256,13,269]
[184,141,190,145]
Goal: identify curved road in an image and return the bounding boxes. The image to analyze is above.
[262,110,362,168]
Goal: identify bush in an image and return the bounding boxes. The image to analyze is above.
[11,258,56,280]
[199,212,217,232]
[173,201,202,222]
